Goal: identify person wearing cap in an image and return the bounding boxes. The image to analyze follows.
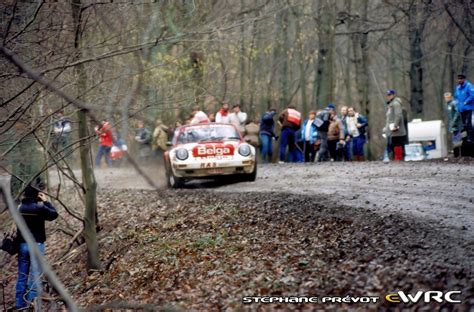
[444,92,464,157]
[384,90,407,161]
[454,74,474,149]
[315,104,334,162]
[15,185,58,310]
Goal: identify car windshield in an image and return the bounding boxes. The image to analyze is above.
[176,125,240,144]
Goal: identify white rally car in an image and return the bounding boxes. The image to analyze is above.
[164,123,257,188]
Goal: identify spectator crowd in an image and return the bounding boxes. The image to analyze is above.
[89,73,473,165]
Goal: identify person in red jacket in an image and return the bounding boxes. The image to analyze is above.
[95,120,113,167]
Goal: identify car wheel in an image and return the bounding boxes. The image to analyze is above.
[166,163,185,188]
[245,160,257,182]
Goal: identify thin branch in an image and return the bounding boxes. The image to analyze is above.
[1,0,18,45]
[0,45,101,125]
[444,2,473,45]
[5,0,45,44]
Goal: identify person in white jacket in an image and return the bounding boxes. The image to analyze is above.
[228,104,248,133]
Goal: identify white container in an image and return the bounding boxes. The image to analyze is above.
[407,119,447,159]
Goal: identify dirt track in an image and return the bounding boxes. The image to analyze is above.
[93,161,474,239]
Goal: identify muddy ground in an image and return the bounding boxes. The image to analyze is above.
[1,161,473,311]
[94,161,474,239]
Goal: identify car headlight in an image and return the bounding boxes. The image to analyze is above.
[238,144,251,157]
[176,148,189,160]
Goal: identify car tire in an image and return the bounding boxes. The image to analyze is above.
[245,160,257,182]
[166,163,185,188]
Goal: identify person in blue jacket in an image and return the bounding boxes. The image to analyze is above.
[454,74,474,146]
[300,110,318,162]
[259,107,277,163]
[15,184,58,310]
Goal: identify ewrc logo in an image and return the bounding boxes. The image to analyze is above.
[385,291,461,303]
[193,144,234,157]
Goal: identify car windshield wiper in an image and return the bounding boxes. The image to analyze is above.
[226,136,241,140]
[199,136,225,142]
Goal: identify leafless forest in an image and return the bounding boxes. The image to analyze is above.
[0,1,473,311]
[1,0,473,156]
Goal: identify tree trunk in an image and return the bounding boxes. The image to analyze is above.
[249,19,260,118]
[71,0,101,272]
[313,0,335,108]
[239,0,246,107]
[348,0,371,158]
[279,9,290,108]
[408,2,424,116]
[294,7,308,115]
[190,51,205,109]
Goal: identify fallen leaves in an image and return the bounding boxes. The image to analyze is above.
[2,187,473,310]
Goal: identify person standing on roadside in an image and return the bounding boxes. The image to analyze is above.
[444,92,464,157]
[384,90,407,161]
[134,120,152,163]
[300,110,318,162]
[315,104,333,162]
[228,104,248,134]
[454,74,474,156]
[278,105,301,163]
[95,120,114,167]
[259,108,277,163]
[327,109,345,161]
[51,110,72,159]
[340,106,352,161]
[215,102,230,123]
[152,119,169,159]
[15,185,58,310]
[346,107,368,161]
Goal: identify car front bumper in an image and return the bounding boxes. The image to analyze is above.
[171,158,255,178]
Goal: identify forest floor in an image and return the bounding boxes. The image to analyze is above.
[1,160,473,311]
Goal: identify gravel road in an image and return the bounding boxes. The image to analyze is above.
[91,161,474,239]
[218,162,474,239]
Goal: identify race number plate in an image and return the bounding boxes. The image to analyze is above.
[208,168,224,174]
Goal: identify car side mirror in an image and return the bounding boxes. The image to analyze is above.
[166,141,173,147]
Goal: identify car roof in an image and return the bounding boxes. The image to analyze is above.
[173,123,242,146]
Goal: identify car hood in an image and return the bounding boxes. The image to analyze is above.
[173,140,243,158]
